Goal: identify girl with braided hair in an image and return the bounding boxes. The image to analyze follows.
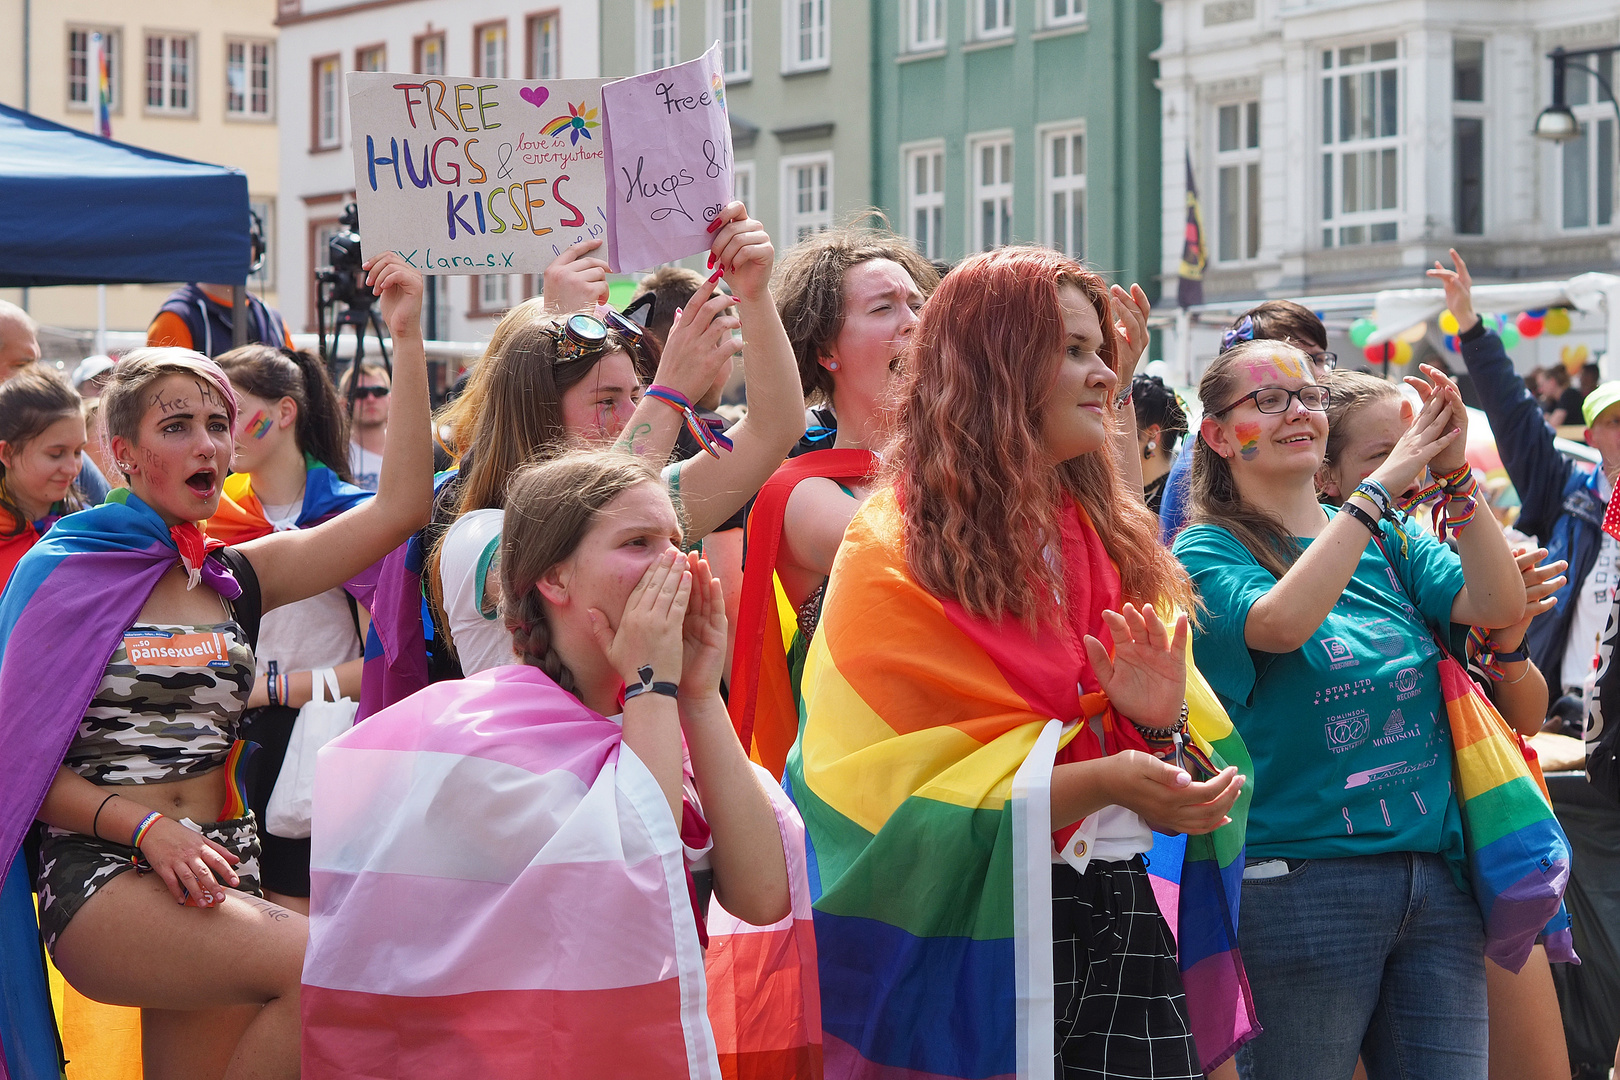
[301,449,812,1078]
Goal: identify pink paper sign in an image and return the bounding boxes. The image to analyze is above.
[602,44,733,273]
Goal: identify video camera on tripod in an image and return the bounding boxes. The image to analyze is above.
[314,203,392,395]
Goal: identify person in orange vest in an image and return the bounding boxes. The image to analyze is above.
[147,284,293,358]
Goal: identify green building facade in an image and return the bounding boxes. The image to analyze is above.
[873,0,1162,300]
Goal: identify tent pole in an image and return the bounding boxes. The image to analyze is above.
[232,284,247,348]
[95,285,106,356]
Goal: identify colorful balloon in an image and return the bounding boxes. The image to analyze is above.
[1444,334,1459,352]
[1439,310,1460,335]
[1349,318,1377,348]
[1500,324,1522,350]
[1527,308,1548,318]
[1545,308,1572,335]
[1516,312,1544,338]
[1392,340,1414,365]
[1398,321,1429,343]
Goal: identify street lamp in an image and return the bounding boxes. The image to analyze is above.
[1534,46,1620,143]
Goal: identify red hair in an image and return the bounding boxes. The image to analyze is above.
[888,246,1190,625]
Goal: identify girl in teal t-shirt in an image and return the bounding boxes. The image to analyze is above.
[1173,340,1525,1080]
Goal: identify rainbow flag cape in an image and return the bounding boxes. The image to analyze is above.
[788,488,1255,1079]
[0,492,242,1080]
[303,664,819,1079]
[1439,657,1574,972]
[206,454,372,545]
[729,449,878,778]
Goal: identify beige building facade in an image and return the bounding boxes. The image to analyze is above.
[0,0,281,341]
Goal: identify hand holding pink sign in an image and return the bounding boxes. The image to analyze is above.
[602,44,733,273]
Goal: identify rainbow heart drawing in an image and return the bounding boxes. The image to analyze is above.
[518,86,550,108]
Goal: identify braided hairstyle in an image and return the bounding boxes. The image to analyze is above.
[500,449,662,693]
[216,343,354,480]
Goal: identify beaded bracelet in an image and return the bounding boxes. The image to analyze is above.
[1129,700,1189,739]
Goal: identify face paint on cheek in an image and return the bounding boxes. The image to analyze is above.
[243,411,272,440]
[1234,421,1262,461]
[140,447,168,480]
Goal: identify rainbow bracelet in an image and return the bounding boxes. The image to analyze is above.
[644,385,734,458]
[130,811,162,850]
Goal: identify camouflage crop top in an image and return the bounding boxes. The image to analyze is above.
[64,621,255,785]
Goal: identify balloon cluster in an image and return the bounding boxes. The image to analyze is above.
[1349,307,1574,362]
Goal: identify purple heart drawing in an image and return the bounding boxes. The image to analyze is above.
[519,86,550,108]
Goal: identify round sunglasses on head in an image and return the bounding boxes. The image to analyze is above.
[549,311,647,363]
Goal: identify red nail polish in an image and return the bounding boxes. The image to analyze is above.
[706,217,723,234]
[707,268,724,284]
[707,253,715,269]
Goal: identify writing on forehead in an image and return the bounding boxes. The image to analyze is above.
[150,386,190,415]
[193,379,222,407]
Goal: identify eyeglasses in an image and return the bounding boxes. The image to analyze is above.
[547,311,648,363]
[351,385,390,400]
[1308,350,1338,372]
[1211,385,1331,417]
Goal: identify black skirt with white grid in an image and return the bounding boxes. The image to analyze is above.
[1052,855,1202,1079]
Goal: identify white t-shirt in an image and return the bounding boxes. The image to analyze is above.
[1564,472,1617,693]
[349,442,383,492]
[255,492,365,675]
[438,508,519,675]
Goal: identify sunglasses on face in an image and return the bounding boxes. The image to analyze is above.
[351,385,390,399]
[1211,385,1331,417]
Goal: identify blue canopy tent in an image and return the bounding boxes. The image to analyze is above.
[0,102,248,287]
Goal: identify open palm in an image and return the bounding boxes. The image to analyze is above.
[1083,603,1187,730]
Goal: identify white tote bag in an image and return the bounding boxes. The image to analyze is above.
[265,668,357,839]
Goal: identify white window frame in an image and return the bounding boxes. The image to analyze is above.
[1213,101,1260,262]
[1044,0,1085,29]
[1041,123,1085,259]
[905,0,945,52]
[971,0,1014,41]
[1320,40,1403,248]
[781,151,834,243]
[475,22,508,78]
[226,39,274,119]
[782,0,829,74]
[68,28,121,113]
[312,54,340,151]
[144,32,195,116]
[732,159,755,208]
[711,0,752,81]
[969,132,1014,251]
[639,0,681,73]
[528,12,561,80]
[1559,52,1617,232]
[903,141,946,260]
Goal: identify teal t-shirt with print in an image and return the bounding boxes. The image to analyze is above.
[1174,509,1467,866]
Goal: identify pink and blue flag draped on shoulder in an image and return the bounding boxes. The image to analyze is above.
[303,665,820,1080]
[0,491,242,1080]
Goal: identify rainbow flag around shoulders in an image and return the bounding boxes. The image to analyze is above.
[206,454,372,545]
[303,664,819,1080]
[788,489,1255,1079]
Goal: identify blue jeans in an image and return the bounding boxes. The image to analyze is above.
[1234,851,1487,1080]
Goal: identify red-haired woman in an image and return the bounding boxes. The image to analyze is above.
[790,246,1250,1080]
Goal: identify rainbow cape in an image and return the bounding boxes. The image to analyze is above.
[729,449,879,778]
[0,492,242,1080]
[206,454,372,545]
[303,665,819,1079]
[788,488,1255,1079]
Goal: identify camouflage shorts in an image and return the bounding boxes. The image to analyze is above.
[36,812,262,954]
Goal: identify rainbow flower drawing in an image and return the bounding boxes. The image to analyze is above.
[541,102,601,145]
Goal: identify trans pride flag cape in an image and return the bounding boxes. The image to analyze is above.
[789,488,1256,1079]
[302,665,820,1080]
[0,491,241,1080]
[729,449,879,778]
[206,453,372,545]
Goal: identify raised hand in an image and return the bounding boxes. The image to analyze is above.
[1083,603,1188,732]
[1110,283,1152,383]
[1403,363,1470,475]
[655,274,742,402]
[707,202,774,304]
[1491,546,1567,652]
[542,238,612,313]
[588,548,691,690]
[362,252,424,340]
[1425,248,1477,336]
[678,551,728,698]
[139,817,241,907]
[1368,383,1461,496]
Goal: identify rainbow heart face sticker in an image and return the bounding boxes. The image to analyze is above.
[519,86,550,108]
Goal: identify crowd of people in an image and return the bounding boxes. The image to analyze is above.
[0,206,1609,1080]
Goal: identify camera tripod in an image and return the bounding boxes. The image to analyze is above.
[315,288,393,398]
